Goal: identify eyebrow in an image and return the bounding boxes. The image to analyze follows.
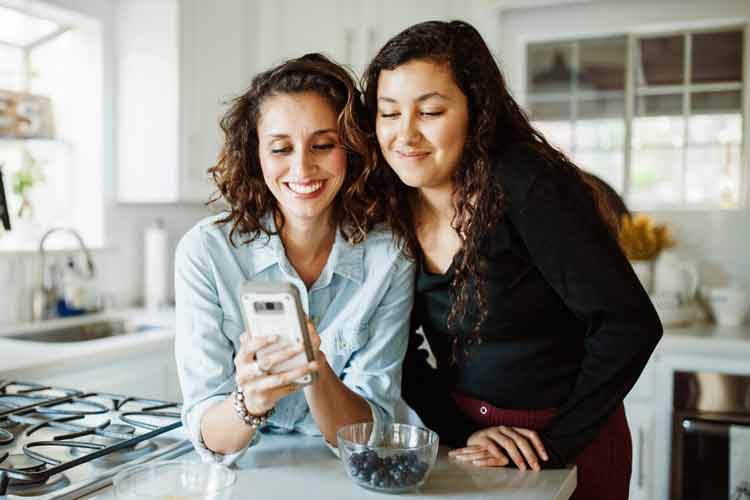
[378,92,450,104]
[265,128,337,139]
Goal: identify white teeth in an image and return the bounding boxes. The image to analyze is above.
[287,181,323,194]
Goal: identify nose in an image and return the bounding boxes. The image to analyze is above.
[290,148,315,178]
[397,113,421,145]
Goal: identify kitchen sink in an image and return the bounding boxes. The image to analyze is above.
[3,319,159,342]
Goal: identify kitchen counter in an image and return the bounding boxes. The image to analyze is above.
[0,308,176,376]
[85,433,577,500]
[658,322,750,358]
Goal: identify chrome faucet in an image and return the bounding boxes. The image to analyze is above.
[31,227,95,320]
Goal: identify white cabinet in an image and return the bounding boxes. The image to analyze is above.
[117,0,251,203]
[624,400,655,500]
[624,357,657,500]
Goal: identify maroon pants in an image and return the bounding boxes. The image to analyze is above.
[451,392,632,500]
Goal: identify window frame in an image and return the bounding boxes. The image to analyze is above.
[524,21,750,211]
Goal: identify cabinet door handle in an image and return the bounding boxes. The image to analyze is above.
[637,428,645,489]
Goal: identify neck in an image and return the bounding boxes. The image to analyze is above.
[414,183,455,224]
[278,210,336,270]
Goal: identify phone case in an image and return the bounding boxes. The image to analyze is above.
[238,281,316,385]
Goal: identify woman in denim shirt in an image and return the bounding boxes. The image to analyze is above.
[175,54,415,465]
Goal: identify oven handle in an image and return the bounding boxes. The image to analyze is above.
[681,418,749,437]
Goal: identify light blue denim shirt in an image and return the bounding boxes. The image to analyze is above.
[174,213,415,465]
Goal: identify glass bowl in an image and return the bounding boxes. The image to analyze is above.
[337,422,439,494]
[113,460,236,500]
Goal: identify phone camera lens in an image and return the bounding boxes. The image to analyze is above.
[265,302,275,310]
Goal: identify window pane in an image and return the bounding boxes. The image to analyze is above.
[685,145,742,207]
[0,45,23,91]
[632,116,686,147]
[578,97,625,119]
[637,35,684,86]
[528,100,571,121]
[533,121,573,155]
[629,148,683,206]
[574,150,625,193]
[691,91,741,115]
[578,37,627,91]
[0,6,61,47]
[688,114,742,145]
[635,94,683,117]
[575,119,625,149]
[528,42,574,94]
[692,30,743,84]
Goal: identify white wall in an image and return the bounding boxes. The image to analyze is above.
[497,0,750,288]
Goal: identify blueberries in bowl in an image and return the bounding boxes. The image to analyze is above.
[337,422,439,493]
[348,450,430,489]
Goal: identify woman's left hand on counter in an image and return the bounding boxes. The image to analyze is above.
[449,426,548,471]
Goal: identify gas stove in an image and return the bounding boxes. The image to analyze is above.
[0,381,193,499]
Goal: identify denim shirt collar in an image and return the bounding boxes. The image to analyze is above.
[244,212,364,285]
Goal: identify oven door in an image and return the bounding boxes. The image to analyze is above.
[671,411,750,500]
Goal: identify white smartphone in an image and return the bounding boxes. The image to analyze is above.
[239,281,316,385]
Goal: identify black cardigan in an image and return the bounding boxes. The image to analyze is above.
[402,144,663,468]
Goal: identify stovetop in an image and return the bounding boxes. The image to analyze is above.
[0,381,193,499]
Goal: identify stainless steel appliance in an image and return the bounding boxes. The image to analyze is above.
[0,381,193,499]
[671,371,750,500]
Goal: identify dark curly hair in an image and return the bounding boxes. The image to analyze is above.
[363,21,616,352]
[209,53,379,245]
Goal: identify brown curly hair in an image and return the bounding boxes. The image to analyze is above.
[209,53,379,245]
[363,21,616,352]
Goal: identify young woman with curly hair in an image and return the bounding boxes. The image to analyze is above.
[175,54,414,464]
[363,21,662,499]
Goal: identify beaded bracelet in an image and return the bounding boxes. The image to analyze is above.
[231,388,274,429]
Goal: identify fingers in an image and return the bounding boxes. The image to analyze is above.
[249,361,318,392]
[449,447,507,468]
[306,319,321,352]
[513,428,548,462]
[496,427,540,471]
[256,345,305,372]
[484,427,540,471]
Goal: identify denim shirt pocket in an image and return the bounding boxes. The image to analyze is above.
[321,324,370,375]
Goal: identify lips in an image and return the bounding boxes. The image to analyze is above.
[396,150,430,160]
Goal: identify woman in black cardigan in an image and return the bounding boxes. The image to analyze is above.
[363,20,662,500]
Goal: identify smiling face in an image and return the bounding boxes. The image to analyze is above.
[375,59,469,193]
[257,91,346,225]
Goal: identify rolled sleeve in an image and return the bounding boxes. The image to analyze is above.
[340,257,415,423]
[174,227,257,465]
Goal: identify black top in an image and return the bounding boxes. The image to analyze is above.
[402,144,662,468]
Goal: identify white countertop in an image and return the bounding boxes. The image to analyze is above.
[85,433,577,500]
[1,308,748,376]
[658,322,750,358]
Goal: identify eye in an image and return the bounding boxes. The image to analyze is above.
[379,111,400,119]
[270,146,292,154]
[312,143,335,151]
[421,111,444,117]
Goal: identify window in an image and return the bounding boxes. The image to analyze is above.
[526,27,746,209]
[0,3,103,251]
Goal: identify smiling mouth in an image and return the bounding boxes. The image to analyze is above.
[285,180,324,195]
[396,151,430,160]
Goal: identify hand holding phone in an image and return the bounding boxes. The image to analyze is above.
[239,281,317,385]
[233,332,318,416]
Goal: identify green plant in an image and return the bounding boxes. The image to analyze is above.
[12,149,45,197]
